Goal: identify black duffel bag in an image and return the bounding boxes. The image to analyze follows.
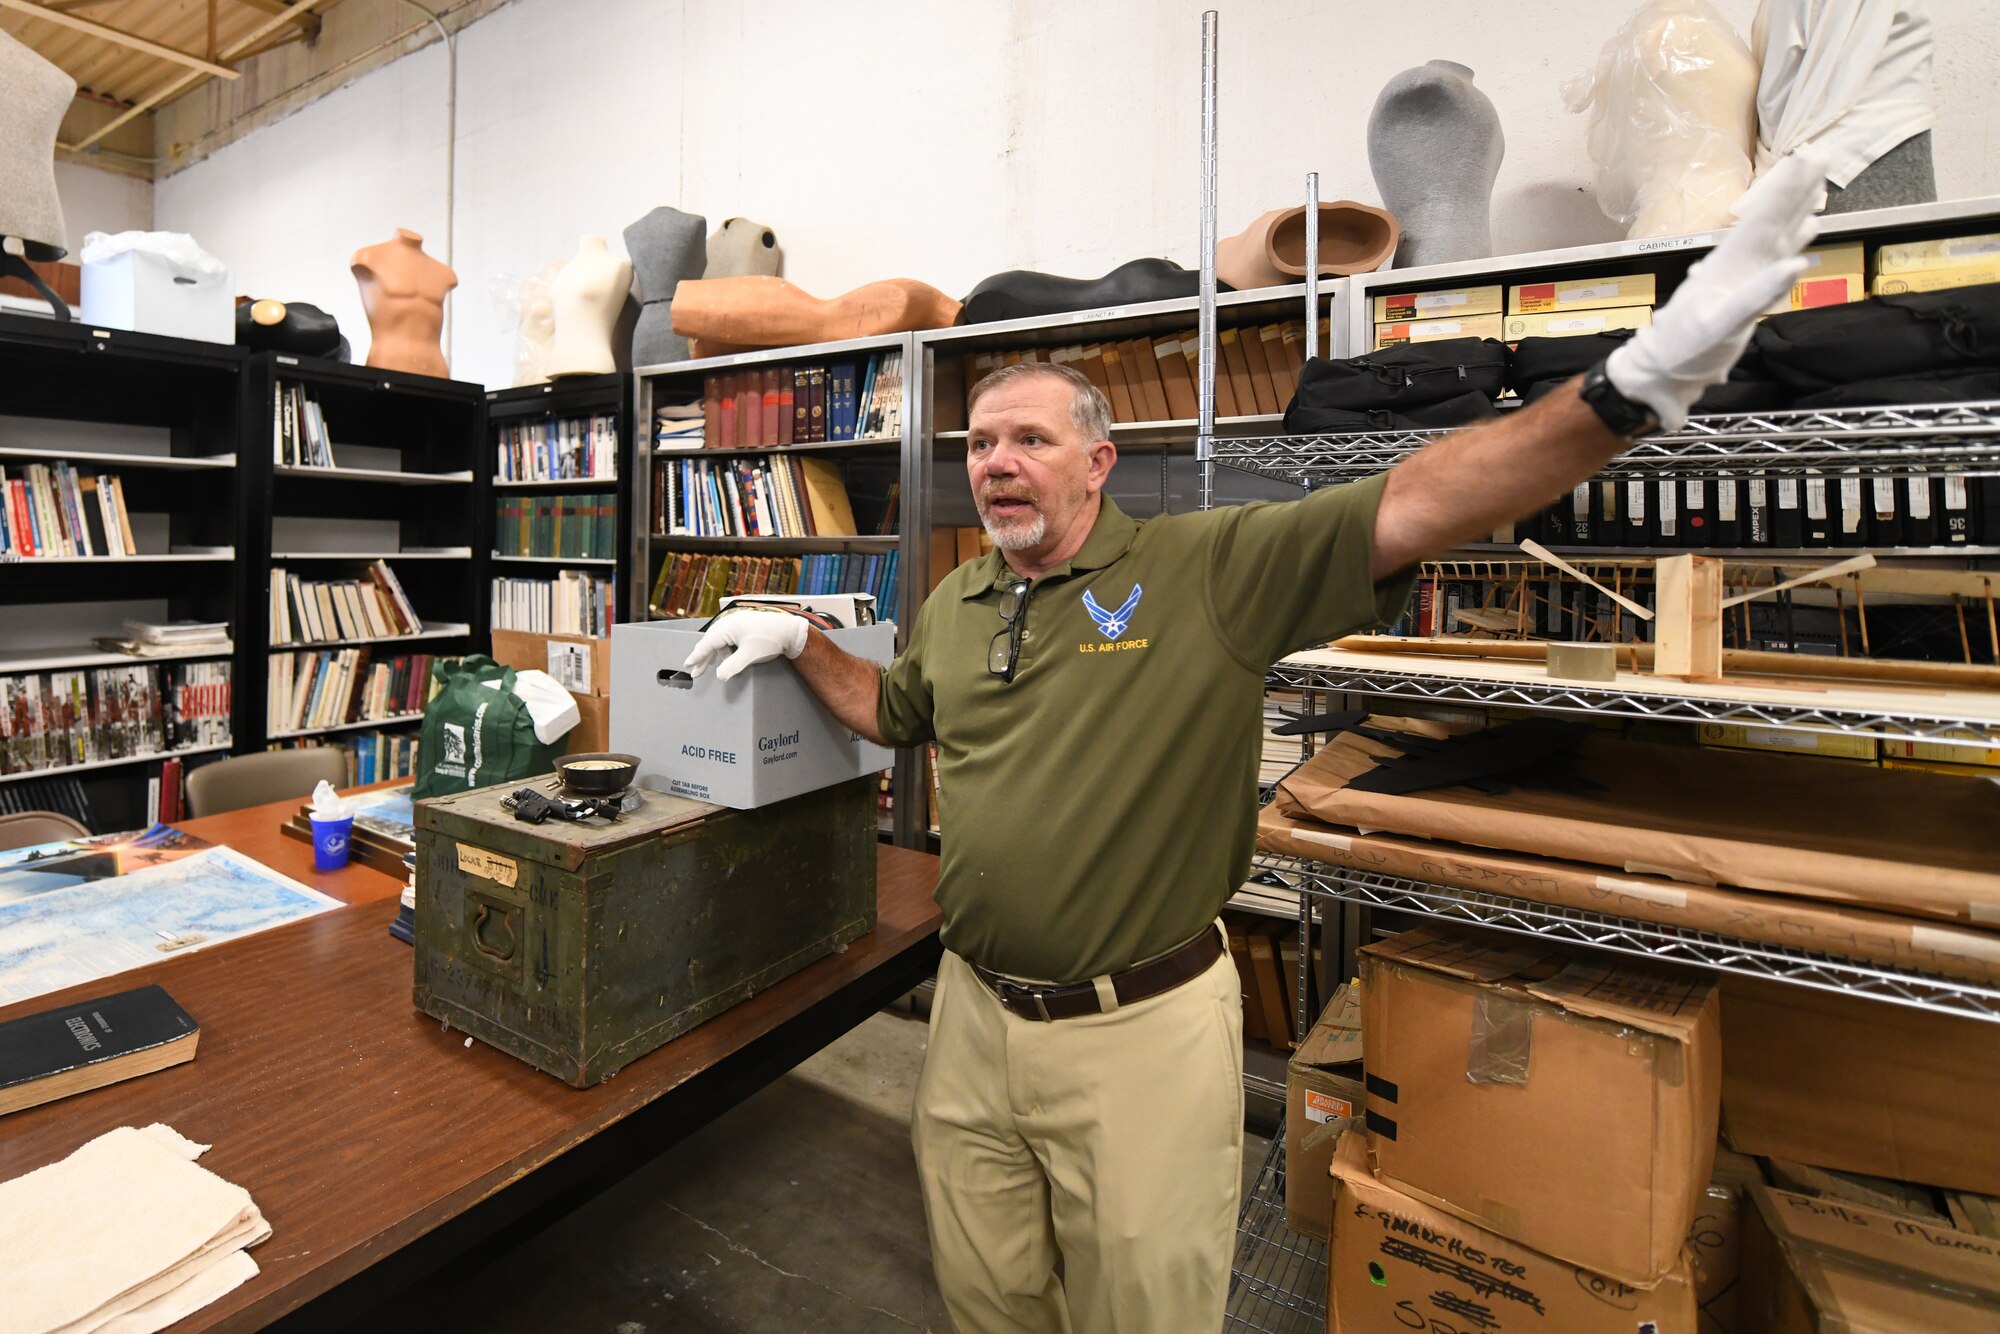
[1507,330,1638,390]
[1794,366,2000,410]
[1283,337,1507,434]
[1753,283,2000,391]
[1289,390,1501,435]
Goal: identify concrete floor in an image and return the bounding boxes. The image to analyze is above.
[374,999,1275,1333]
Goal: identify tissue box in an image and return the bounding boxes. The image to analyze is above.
[81,248,232,344]
[610,617,896,809]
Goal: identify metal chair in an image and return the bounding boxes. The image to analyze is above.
[0,810,90,851]
[185,748,348,818]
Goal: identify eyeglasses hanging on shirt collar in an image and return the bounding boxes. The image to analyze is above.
[988,579,1032,683]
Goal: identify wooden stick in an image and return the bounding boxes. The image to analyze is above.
[1520,540,1653,620]
[1987,578,1998,663]
[1836,587,1850,657]
[0,0,241,79]
[1855,576,1871,657]
[1720,552,1879,609]
[1956,596,1972,665]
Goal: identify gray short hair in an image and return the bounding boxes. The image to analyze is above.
[966,362,1113,448]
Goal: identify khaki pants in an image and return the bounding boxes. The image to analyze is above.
[911,940,1245,1334]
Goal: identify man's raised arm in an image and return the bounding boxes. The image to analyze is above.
[1370,151,1824,582]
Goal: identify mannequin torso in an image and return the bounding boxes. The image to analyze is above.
[352,229,456,377]
[624,207,706,366]
[546,235,634,378]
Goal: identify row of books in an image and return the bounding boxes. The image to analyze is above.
[0,663,231,776]
[0,775,95,830]
[494,493,618,560]
[495,414,618,483]
[267,650,437,737]
[1,462,138,559]
[273,732,418,787]
[924,526,993,593]
[649,550,900,620]
[963,320,1316,425]
[150,755,188,824]
[272,382,335,467]
[492,571,614,637]
[654,454,857,538]
[270,560,424,645]
[673,349,907,449]
[1516,476,1996,550]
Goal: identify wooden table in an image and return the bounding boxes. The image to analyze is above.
[0,791,942,1332]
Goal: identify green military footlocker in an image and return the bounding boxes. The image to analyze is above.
[412,776,877,1086]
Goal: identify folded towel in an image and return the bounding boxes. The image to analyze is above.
[0,1124,269,1334]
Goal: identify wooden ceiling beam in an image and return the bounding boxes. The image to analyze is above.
[0,0,244,80]
[232,0,322,41]
[61,0,339,152]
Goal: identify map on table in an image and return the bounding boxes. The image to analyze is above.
[0,833,340,1005]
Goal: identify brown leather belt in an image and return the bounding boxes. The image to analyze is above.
[969,926,1225,1022]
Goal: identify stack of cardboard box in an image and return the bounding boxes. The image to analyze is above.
[1371,285,1505,350]
[1502,271,1658,342]
[1286,922,2000,1331]
[1871,229,2000,294]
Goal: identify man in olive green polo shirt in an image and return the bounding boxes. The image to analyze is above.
[684,155,1821,1334]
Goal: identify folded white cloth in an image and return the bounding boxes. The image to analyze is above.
[0,1124,269,1334]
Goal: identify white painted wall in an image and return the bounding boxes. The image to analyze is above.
[50,161,153,258]
[155,0,2000,389]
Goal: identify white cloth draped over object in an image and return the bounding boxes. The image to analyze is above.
[1753,0,1935,188]
[0,1124,270,1334]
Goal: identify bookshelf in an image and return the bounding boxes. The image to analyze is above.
[485,373,631,642]
[635,333,917,837]
[0,314,247,831]
[243,352,485,761]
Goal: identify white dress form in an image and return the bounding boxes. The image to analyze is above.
[546,235,634,378]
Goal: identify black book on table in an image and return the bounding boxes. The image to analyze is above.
[0,984,198,1117]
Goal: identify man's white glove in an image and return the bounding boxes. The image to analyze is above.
[1605,150,1825,432]
[681,609,810,682]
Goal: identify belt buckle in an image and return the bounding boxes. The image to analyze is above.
[995,977,1054,1021]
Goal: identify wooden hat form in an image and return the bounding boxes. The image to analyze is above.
[1216,202,1399,289]
[670,275,961,356]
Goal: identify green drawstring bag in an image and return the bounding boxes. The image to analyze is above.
[413,655,563,799]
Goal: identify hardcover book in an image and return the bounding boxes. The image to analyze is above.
[0,983,197,1116]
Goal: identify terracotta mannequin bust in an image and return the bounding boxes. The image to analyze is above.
[1368,61,1504,268]
[545,235,633,378]
[624,207,706,366]
[670,276,960,357]
[1,29,76,318]
[351,229,456,377]
[1216,202,1399,289]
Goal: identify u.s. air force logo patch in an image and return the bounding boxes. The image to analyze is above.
[1079,584,1149,655]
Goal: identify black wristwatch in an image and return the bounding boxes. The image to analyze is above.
[1579,360,1661,439]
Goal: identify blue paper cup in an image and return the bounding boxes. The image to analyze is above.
[311,814,354,871]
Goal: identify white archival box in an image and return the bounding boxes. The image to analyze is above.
[80,237,233,345]
[610,616,896,809]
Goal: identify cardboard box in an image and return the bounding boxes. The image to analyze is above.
[1721,976,2000,1195]
[1371,313,1504,348]
[1255,804,2000,989]
[1765,243,1866,313]
[1871,261,2000,295]
[1739,1183,2000,1332]
[1697,723,1879,763]
[1509,272,1657,314]
[1372,284,1504,323]
[491,628,612,697]
[1874,230,2000,274]
[566,692,609,755]
[610,618,895,809]
[1883,756,2000,780]
[1283,984,1364,1240]
[79,246,233,344]
[1503,305,1654,340]
[1765,1157,1950,1223]
[1693,1147,1764,1334]
[1360,924,1721,1287]
[1880,732,2000,769]
[1327,1131,1700,1333]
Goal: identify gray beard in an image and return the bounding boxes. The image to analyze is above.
[982,507,1046,552]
